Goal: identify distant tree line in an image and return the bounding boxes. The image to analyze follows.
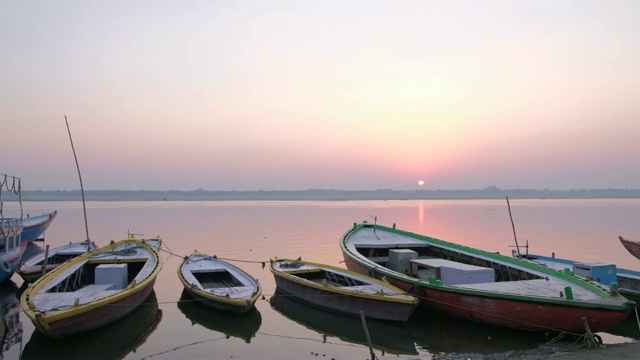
[9,186,640,201]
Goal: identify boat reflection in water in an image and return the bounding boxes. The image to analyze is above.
[269,290,418,356]
[21,291,162,359]
[0,281,22,358]
[177,289,262,343]
[408,307,563,355]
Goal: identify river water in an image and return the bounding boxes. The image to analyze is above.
[4,199,640,359]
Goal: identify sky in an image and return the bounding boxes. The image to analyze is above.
[2,1,640,191]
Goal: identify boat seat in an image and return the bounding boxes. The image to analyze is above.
[33,284,120,312]
[338,284,392,295]
[206,285,256,299]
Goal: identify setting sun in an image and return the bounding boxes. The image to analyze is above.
[418,180,425,186]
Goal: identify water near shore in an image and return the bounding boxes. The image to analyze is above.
[5,199,640,359]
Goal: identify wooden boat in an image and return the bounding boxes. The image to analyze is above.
[512,249,640,307]
[22,291,162,358]
[270,290,418,355]
[20,236,162,339]
[21,211,57,243]
[178,289,262,343]
[270,258,417,321]
[619,236,640,261]
[0,174,26,284]
[340,221,635,334]
[177,251,261,313]
[17,240,98,283]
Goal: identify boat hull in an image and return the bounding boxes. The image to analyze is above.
[182,286,257,314]
[21,211,57,243]
[29,279,157,339]
[0,241,26,284]
[273,276,415,321]
[341,222,634,334]
[620,236,640,261]
[270,290,418,355]
[22,291,162,358]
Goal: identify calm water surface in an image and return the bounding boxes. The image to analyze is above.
[4,199,640,359]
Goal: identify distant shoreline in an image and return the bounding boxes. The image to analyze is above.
[8,187,640,201]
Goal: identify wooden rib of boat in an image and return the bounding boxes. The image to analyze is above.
[619,236,640,261]
[340,221,635,334]
[17,240,98,283]
[512,249,640,307]
[177,251,261,314]
[20,236,163,339]
[21,211,57,243]
[270,258,417,321]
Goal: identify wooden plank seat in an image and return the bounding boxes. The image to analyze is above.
[34,284,119,311]
[205,285,256,299]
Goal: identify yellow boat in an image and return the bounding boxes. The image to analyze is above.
[270,257,417,321]
[20,236,162,339]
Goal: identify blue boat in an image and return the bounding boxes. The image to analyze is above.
[513,249,640,306]
[21,211,57,243]
[0,174,26,284]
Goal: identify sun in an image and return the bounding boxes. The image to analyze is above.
[417,180,425,186]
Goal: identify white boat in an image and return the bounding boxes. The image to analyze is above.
[17,240,98,283]
[178,251,261,313]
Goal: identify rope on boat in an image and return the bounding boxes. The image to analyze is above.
[155,246,269,268]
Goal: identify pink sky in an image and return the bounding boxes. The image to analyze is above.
[2,1,640,191]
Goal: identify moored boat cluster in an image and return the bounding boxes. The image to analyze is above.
[2,175,638,342]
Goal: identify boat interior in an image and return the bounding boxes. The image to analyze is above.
[34,253,86,267]
[356,245,543,284]
[46,260,146,293]
[193,270,243,289]
[293,268,369,287]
